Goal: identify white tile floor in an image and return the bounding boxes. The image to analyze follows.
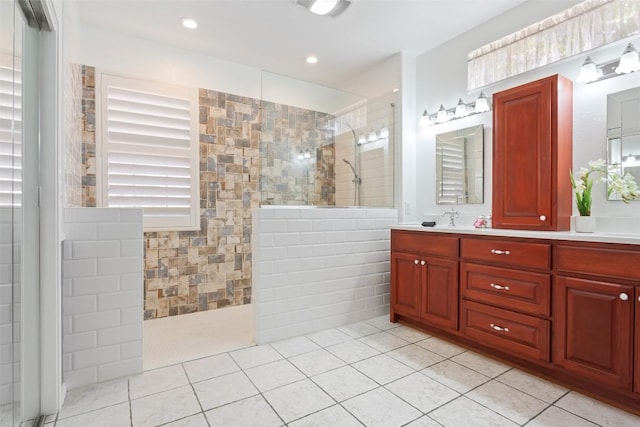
[45,316,640,427]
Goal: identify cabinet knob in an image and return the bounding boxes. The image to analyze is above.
[491,249,510,255]
[490,323,509,332]
[540,215,546,221]
[619,293,629,301]
[421,260,426,266]
[414,260,419,264]
[490,283,510,291]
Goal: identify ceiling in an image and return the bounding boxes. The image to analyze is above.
[75,0,528,89]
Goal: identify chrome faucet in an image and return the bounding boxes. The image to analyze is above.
[443,208,460,227]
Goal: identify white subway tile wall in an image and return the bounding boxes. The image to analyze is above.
[63,208,144,389]
[252,208,398,344]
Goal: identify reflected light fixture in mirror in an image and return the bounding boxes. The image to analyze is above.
[576,43,640,84]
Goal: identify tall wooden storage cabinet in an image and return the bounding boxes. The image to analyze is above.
[492,74,573,231]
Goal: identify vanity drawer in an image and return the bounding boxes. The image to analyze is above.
[392,230,458,258]
[461,237,550,270]
[555,243,640,281]
[461,263,550,316]
[460,300,550,362]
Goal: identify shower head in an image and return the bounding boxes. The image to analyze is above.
[343,158,357,174]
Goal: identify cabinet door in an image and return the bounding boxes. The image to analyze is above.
[554,276,633,389]
[421,257,458,330]
[493,78,551,229]
[492,75,572,231]
[391,252,423,320]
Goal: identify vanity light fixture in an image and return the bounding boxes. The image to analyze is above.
[420,92,492,127]
[379,127,389,139]
[180,18,198,29]
[357,135,367,145]
[436,104,449,123]
[624,153,637,166]
[296,0,352,17]
[576,56,603,84]
[454,98,469,118]
[615,43,640,74]
[576,43,640,84]
[418,109,431,127]
[474,92,490,113]
[367,129,378,143]
[303,150,311,159]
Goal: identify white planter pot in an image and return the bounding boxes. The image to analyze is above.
[575,215,596,233]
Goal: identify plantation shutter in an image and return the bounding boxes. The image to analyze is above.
[0,58,21,207]
[100,74,199,231]
[438,138,466,203]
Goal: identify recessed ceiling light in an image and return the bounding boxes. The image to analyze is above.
[181,18,198,29]
[297,0,351,17]
[306,56,318,64]
[310,0,339,15]
[392,88,399,93]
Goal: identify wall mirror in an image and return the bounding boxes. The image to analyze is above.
[607,87,640,200]
[435,124,484,204]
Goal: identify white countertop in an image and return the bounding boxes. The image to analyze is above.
[391,224,640,245]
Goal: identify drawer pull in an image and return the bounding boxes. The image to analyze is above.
[490,323,509,332]
[421,260,426,266]
[414,260,419,264]
[491,249,510,255]
[490,283,510,291]
[619,293,629,301]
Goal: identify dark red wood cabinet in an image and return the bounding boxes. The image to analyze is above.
[390,231,458,330]
[492,75,573,231]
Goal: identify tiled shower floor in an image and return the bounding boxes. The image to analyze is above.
[46,316,639,426]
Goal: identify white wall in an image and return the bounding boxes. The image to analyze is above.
[415,0,640,225]
[62,208,143,389]
[79,24,370,115]
[252,207,397,344]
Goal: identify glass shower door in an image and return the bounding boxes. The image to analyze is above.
[1,1,24,425]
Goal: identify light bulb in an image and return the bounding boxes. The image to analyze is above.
[418,109,431,127]
[181,18,198,29]
[615,43,640,74]
[576,56,602,83]
[454,98,469,118]
[436,104,449,123]
[474,92,490,113]
[309,0,339,15]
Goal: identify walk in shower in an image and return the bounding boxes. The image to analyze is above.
[259,72,395,207]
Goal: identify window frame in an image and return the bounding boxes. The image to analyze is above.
[97,73,200,232]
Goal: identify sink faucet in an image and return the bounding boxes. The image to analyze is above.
[443,208,460,227]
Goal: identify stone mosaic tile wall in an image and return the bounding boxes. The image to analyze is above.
[260,102,335,205]
[81,65,97,207]
[63,63,83,207]
[72,69,336,318]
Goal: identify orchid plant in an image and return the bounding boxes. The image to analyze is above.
[570,158,639,216]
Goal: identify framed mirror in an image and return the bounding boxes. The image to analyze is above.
[607,87,640,200]
[435,124,484,204]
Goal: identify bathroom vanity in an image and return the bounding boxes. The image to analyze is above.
[390,226,640,414]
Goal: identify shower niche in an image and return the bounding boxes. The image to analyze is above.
[259,72,395,207]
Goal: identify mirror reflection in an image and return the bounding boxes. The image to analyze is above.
[607,87,640,200]
[435,124,484,204]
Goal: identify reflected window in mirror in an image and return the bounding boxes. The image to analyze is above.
[607,87,640,200]
[435,124,484,204]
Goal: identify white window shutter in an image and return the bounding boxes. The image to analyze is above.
[100,74,199,231]
[0,58,22,208]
